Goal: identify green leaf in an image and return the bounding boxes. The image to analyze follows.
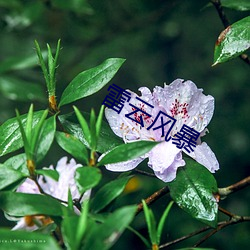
[67,188,74,212]
[213,16,250,65]
[96,105,105,140]
[36,116,56,162]
[0,192,65,216]
[4,153,28,175]
[0,76,46,102]
[30,109,48,158]
[0,111,44,157]
[83,205,137,250]
[221,0,250,11]
[25,104,34,143]
[62,215,80,250]
[36,169,59,181]
[0,164,27,190]
[76,201,89,248]
[0,228,60,250]
[176,248,216,250]
[0,0,21,8]
[142,200,157,244]
[45,40,61,96]
[89,109,97,150]
[35,40,50,91]
[59,58,125,106]
[15,109,30,158]
[168,159,218,227]
[56,131,89,165]
[127,226,151,248]
[52,0,93,14]
[91,176,132,213]
[75,167,102,194]
[73,106,91,148]
[35,222,57,234]
[62,201,89,250]
[0,51,47,74]
[97,140,158,166]
[157,201,174,244]
[59,112,123,153]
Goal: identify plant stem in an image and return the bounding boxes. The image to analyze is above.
[218,176,250,198]
[136,186,169,215]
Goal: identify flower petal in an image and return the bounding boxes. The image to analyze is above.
[186,142,219,173]
[105,156,146,172]
[155,79,215,133]
[148,141,185,182]
[43,157,82,201]
[12,218,38,231]
[16,178,40,194]
[105,89,154,142]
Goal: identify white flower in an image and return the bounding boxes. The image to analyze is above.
[103,79,219,182]
[12,157,90,231]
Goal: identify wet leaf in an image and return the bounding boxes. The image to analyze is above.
[56,131,89,165]
[0,164,27,190]
[36,169,59,181]
[83,205,137,250]
[4,153,28,175]
[221,0,250,11]
[0,111,44,157]
[0,77,45,102]
[0,192,65,216]
[91,176,132,213]
[75,167,102,194]
[0,228,60,250]
[59,112,123,153]
[37,116,56,162]
[97,141,158,166]
[59,58,125,106]
[213,16,250,65]
[0,51,47,74]
[168,159,218,227]
[52,0,93,14]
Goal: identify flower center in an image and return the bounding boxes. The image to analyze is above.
[170,99,190,122]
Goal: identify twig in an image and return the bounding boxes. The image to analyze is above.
[159,224,212,249]
[134,169,156,178]
[136,186,169,215]
[218,206,235,218]
[159,216,250,249]
[218,176,250,198]
[33,177,68,204]
[211,0,250,66]
[193,216,250,247]
[211,0,230,27]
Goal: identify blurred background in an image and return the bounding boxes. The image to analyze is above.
[0,0,249,249]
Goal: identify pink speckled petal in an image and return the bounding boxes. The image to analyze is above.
[155,79,214,133]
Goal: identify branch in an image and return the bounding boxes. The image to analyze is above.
[218,206,235,218]
[136,186,169,215]
[193,216,250,247]
[159,224,212,249]
[211,0,230,27]
[211,0,250,66]
[33,177,68,205]
[134,169,156,178]
[159,216,250,249]
[218,176,250,198]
